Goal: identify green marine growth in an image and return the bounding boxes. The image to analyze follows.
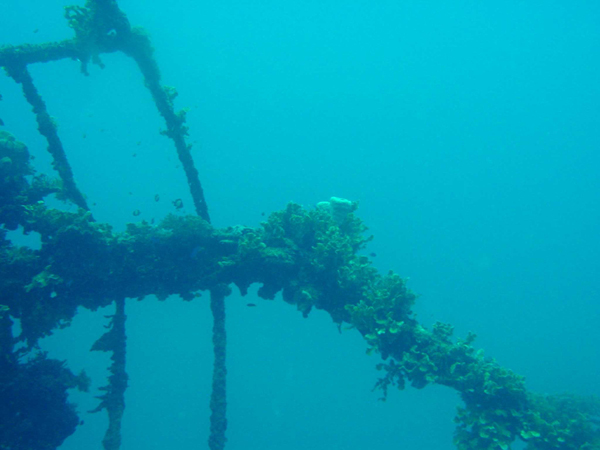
[0,314,89,450]
[250,199,600,450]
[1,130,599,449]
[0,131,61,229]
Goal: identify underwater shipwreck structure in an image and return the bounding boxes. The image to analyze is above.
[0,1,599,449]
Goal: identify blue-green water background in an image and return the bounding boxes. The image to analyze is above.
[1,1,599,449]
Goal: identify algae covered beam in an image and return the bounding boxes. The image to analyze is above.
[3,1,598,449]
[2,154,600,448]
[122,31,211,222]
[10,195,600,449]
[0,0,211,222]
[0,40,80,67]
[65,0,211,221]
[209,285,230,450]
[4,64,89,210]
[89,298,128,450]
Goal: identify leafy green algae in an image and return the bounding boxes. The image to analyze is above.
[1,130,599,449]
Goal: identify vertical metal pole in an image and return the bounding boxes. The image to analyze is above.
[209,286,228,449]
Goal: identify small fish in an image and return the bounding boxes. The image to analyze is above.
[137,141,141,146]
[246,303,257,307]
[0,118,3,126]
[132,209,141,216]
[172,198,184,210]
[154,194,160,202]
[369,252,377,258]
[33,28,39,34]
[132,153,137,157]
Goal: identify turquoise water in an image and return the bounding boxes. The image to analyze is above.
[1,1,599,449]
